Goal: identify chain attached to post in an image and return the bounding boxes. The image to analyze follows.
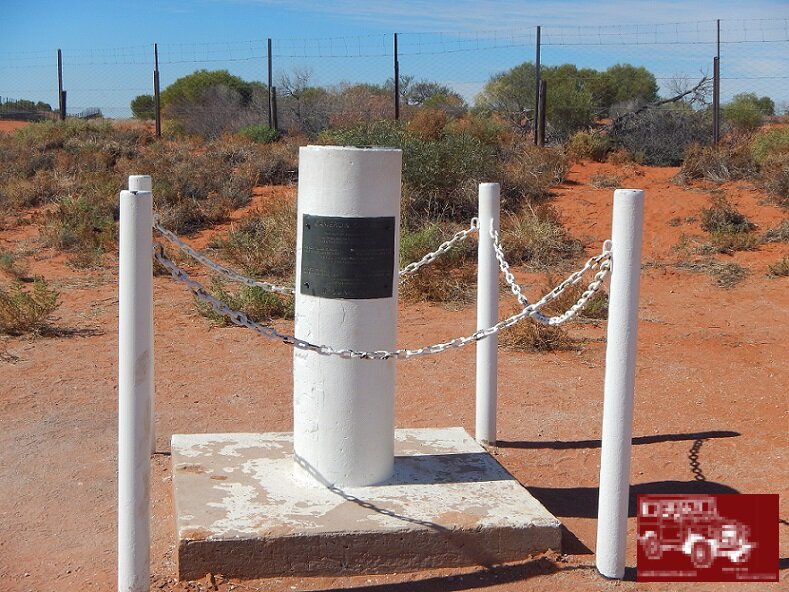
[153,222,296,295]
[153,229,612,360]
[154,217,480,294]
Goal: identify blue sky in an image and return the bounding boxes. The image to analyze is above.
[1,1,787,117]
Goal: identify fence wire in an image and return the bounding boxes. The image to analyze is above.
[1,19,786,122]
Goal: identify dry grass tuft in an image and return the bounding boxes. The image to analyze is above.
[767,256,789,278]
[500,204,583,270]
[499,314,579,353]
[676,259,748,289]
[212,199,297,278]
[501,144,569,206]
[194,278,294,326]
[399,223,476,306]
[590,173,623,189]
[0,278,60,335]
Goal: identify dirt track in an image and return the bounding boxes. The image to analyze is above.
[0,161,787,591]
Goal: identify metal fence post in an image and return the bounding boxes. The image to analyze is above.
[271,86,278,132]
[537,80,547,147]
[534,26,541,145]
[595,189,644,579]
[117,181,154,591]
[713,57,721,145]
[394,33,400,121]
[475,183,500,446]
[267,38,273,129]
[57,49,65,120]
[153,45,161,138]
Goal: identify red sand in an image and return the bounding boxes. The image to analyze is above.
[0,162,786,591]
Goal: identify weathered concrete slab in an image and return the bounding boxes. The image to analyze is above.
[171,428,561,580]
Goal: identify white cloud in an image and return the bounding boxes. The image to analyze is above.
[224,0,788,32]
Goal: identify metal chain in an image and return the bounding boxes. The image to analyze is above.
[153,230,613,360]
[490,223,613,326]
[153,222,295,295]
[399,218,480,277]
[154,217,479,295]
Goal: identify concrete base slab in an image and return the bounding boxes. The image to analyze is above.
[171,428,561,580]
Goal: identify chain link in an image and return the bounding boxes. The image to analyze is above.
[153,228,613,360]
[153,222,295,295]
[398,218,480,277]
[490,222,613,326]
[154,217,479,295]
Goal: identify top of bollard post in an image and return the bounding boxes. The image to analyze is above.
[613,188,644,197]
[302,144,402,153]
[128,175,153,192]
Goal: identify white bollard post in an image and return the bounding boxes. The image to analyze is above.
[475,183,500,445]
[117,187,153,592]
[596,189,644,579]
[128,175,155,455]
[293,146,402,487]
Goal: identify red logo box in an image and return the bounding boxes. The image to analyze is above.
[637,494,778,582]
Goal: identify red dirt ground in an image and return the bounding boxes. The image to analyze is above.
[0,162,787,591]
[0,120,30,134]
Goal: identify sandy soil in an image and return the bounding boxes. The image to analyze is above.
[0,162,787,591]
[0,120,30,134]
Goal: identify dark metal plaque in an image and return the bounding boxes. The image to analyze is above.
[301,214,395,299]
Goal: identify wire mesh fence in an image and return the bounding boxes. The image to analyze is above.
[0,18,786,129]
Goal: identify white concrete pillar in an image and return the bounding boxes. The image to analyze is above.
[475,183,500,446]
[117,187,153,592]
[596,189,644,579]
[127,175,155,455]
[293,146,402,487]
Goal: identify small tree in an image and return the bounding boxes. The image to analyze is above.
[723,92,775,131]
[130,94,155,120]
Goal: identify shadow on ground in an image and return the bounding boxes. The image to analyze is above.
[310,558,594,592]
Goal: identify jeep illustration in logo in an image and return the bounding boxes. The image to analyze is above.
[638,495,754,569]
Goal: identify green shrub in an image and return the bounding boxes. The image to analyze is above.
[0,279,60,335]
[0,248,27,279]
[213,200,296,278]
[194,278,293,326]
[706,231,760,254]
[723,92,773,132]
[130,94,155,120]
[40,194,117,266]
[320,121,494,225]
[238,124,278,144]
[567,131,609,162]
[751,128,789,165]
